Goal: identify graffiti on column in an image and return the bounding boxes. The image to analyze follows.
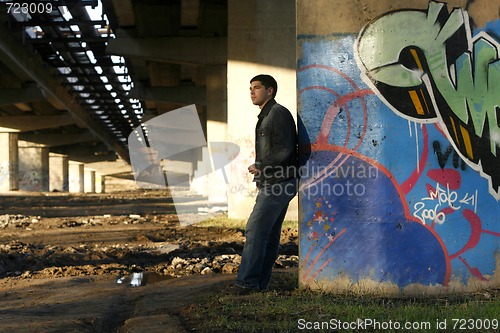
[298,1,500,289]
[356,0,500,198]
[19,171,42,191]
[298,59,451,287]
[0,162,9,184]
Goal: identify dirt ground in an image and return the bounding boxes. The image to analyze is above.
[0,190,298,332]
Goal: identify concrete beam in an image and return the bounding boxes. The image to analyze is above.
[19,130,97,146]
[0,114,75,132]
[0,23,130,161]
[0,86,45,106]
[55,143,118,163]
[129,85,206,105]
[106,36,227,65]
[68,152,118,164]
[86,159,133,176]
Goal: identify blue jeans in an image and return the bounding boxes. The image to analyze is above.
[237,178,297,290]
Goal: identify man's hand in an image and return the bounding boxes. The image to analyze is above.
[248,163,261,175]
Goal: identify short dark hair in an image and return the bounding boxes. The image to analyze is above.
[250,74,277,98]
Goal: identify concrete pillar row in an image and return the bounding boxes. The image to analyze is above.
[0,142,104,194]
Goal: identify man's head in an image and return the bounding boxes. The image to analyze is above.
[250,74,277,108]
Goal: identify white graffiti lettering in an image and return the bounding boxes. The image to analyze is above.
[413,183,478,224]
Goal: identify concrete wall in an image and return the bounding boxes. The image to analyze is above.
[227,0,297,219]
[297,0,500,294]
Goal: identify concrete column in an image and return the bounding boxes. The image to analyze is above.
[18,141,49,192]
[227,0,297,219]
[49,153,69,192]
[95,173,104,193]
[0,132,19,191]
[206,65,229,203]
[69,161,84,193]
[297,0,500,294]
[84,169,96,193]
[206,65,228,142]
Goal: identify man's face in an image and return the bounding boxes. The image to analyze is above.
[250,81,273,107]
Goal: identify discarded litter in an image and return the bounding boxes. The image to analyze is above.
[116,271,172,287]
[197,206,228,215]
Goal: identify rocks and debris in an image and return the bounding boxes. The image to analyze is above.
[0,190,299,333]
[0,236,297,280]
[0,214,40,229]
[0,191,298,281]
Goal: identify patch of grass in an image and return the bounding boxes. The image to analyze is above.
[196,215,246,229]
[183,271,500,332]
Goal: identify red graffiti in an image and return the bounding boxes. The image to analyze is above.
[449,209,482,260]
[427,169,461,190]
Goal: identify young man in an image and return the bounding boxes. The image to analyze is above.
[236,74,298,291]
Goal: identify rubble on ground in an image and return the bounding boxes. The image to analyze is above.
[0,210,299,280]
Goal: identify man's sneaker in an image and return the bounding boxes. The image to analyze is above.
[223,283,260,295]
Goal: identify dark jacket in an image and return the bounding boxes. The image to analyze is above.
[254,99,297,186]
